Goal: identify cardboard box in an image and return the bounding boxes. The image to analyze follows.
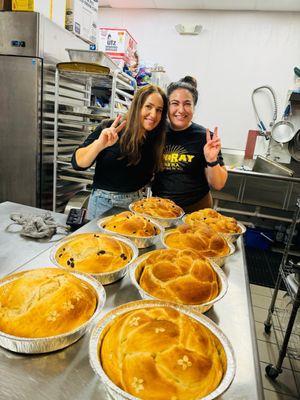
[52,0,66,29]
[99,28,137,64]
[12,0,51,18]
[0,0,12,11]
[10,1,66,28]
[66,0,98,44]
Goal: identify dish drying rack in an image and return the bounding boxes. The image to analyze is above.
[264,197,300,379]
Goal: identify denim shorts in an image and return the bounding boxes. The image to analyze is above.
[87,188,144,220]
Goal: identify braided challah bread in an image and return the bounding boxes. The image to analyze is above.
[185,209,242,234]
[103,211,160,237]
[0,268,97,338]
[100,306,226,400]
[131,197,183,219]
[138,249,219,305]
[164,224,230,258]
[55,233,133,273]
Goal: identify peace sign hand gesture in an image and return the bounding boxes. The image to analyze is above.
[204,127,222,163]
[97,115,127,150]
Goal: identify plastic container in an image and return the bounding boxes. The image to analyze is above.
[244,228,274,250]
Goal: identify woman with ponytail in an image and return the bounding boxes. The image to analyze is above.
[152,76,227,212]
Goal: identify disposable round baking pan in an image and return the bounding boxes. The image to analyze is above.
[129,250,228,313]
[50,232,139,285]
[129,201,184,228]
[0,268,106,354]
[223,222,246,243]
[97,216,164,249]
[182,215,247,244]
[161,229,235,267]
[89,300,236,400]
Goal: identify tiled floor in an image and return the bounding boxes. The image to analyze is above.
[250,284,300,400]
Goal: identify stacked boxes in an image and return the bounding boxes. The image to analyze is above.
[12,0,52,18]
[10,0,66,28]
[66,0,99,44]
[98,27,137,67]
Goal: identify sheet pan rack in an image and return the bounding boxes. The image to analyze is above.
[52,65,136,212]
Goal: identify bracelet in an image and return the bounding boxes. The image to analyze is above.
[206,160,219,167]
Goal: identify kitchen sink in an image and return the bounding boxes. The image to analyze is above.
[252,156,294,177]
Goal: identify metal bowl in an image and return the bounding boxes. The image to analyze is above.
[97,216,164,249]
[50,232,139,285]
[66,49,118,71]
[129,202,184,228]
[129,250,228,313]
[0,268,106,354]
[161,230,235,267]
[89,300,236,400]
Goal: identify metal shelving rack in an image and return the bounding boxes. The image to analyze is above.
[51,67,136,212]
[264,197,300,379]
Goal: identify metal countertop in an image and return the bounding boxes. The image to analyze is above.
[0,201,68,278]
[0,202,264,400]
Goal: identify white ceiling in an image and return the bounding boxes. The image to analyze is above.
[99,0,300,11]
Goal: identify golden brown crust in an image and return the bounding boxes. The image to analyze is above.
[0,268,97,338]
[100,307,226,400]
[132,197,183,219]
[165,224,230,257]
[138,249,219,305]
[103,211,160,237]
[185,208,242,234]
[55,233,133,273]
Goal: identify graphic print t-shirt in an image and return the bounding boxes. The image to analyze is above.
[152,122,224,207]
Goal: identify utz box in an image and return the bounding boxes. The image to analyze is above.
[66,0,98,44]
[99,28,137,64]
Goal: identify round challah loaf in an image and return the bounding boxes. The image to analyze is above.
[164,224,230,258]
[55,233,133,273]
[132,197,183,219]
[185,209,242,234]
[138,249,219,305]
[0,268,97,338]
[103,211,160,237]
[100,306,226,400]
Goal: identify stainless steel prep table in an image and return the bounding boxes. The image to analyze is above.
[0,201,68,278]
[0,203,264,400]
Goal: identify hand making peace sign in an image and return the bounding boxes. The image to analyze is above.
[97,115,127,150]
[204,127,222,163]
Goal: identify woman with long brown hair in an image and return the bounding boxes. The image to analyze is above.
[72,85,168,219]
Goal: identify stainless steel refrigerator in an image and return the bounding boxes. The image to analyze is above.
[0,11,88,208]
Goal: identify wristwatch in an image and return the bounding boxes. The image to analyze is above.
[206,160,219,167]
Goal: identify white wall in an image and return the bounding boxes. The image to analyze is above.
[98,8,300,150]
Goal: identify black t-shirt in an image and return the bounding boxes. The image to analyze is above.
[152,122,224,207]
[71,120,159,192]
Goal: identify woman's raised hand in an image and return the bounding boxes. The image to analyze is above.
[97,115,126,149]
[204,127,222,163]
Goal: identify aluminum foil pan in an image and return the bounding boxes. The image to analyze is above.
[223,222,247,244]
[161,230,235,267]
[129,251,228,313]
[97,216,164,249]
[129,202,184,228]
[50,232,139,285]
[0,268,106,354]
[89,300,236,400]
